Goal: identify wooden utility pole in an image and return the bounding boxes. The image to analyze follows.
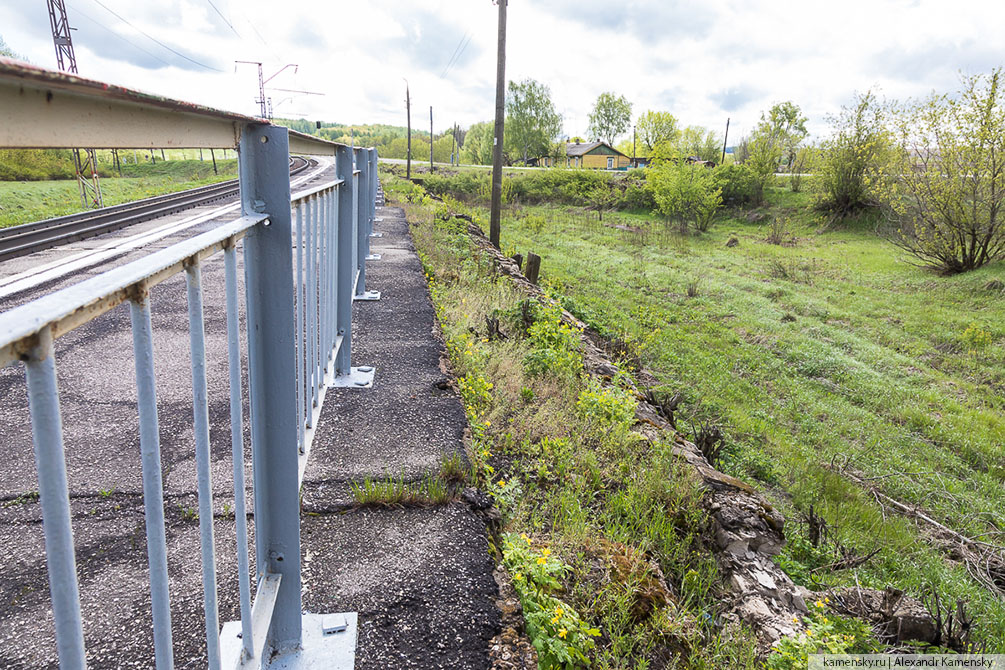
[489,0,508,249]
[721,117,730,166]
[451,123,457,165]
[632,124,636,168]
[430,106,434,172]
[405,81,412,179]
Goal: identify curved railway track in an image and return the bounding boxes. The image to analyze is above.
[0,156,314,262]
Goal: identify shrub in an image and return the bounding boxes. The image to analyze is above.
[502,533,601,669]
[816,91,896,217]
[712,163,759,207]
[889,70,1005,273]
[522,302,582,379]
[767,599,880,669]
[745,134,782,205]
[647,159,723,233]
[575,378,637,429]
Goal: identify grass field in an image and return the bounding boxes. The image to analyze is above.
[390,166,1005,661]
[489,188,1005,641]
[0,157,238,228]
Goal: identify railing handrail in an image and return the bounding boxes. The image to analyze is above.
[0,57,343,156]
[0,213,267,366]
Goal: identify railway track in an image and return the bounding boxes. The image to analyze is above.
[0,156,314,262]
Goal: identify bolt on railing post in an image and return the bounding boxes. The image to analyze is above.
[238,124,302,652]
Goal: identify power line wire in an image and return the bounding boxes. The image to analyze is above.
[205,0,242,38]
[441,33,473,79]
[66,1,174,69]
[87,0,226,72]
[439,31,470,78]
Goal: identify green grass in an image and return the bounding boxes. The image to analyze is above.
[0,157,238,228]
[465,186,1005,647]
[393,175,764,668]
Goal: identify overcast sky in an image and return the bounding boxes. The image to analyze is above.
[2,0,1003,142]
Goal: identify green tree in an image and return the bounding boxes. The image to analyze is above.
[890,70,1005,273]
[817,91,896,217]
[636,110,680,156]
[461,121,494,165]
[506,78,563,164]
[0,34,25,60]
[587,92,632,145]
[754,101,808,169]
[678,125,721,163]
[383,137,413,160]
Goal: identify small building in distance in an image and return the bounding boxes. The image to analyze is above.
[538,141,632,170]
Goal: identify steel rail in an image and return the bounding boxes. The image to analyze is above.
[0,157,312,262]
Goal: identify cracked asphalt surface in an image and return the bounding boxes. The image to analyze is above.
[0,199,498,668]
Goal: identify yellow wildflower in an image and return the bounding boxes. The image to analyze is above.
[553,606,562,616]
[497,480,506,488]
[536,557,546,565]
[558,628,567,639]
[551,616,560,624]
[513,573,523,581]
[542,548,551,557]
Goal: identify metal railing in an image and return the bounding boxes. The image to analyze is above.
[0,58,381,669]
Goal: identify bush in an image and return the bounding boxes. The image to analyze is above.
[712,163,759,207]
[816,91,896,217]
[501,534,601,669]
[419,168,656,212]
[0,149,78,181]
[646,160,723,233]
[889,70,1005,273]
[522,301,582,379]
[767,599,880,669]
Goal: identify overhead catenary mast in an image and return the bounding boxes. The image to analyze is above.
[235,61,299,119]
[47,0,103,209]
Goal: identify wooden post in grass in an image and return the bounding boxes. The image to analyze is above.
[525,252,541,284]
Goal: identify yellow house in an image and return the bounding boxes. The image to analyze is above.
[562,141,632,170]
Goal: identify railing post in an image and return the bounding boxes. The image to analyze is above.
[333,145,375,388]
[353,147,380,301]
[238,124,302,651]
[366,148,382,253]
[22,327,87,670]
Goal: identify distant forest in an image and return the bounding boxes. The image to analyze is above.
[274,118,466,163]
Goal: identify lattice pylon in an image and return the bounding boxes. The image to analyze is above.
[48,0,103,209]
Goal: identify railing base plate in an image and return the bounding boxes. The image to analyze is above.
[365,254,381,261]
[369,232,383,238]
[353,290,380,302]
[221,612,358,669]
[332,366,375,388]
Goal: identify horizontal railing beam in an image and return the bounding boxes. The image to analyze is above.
[0,213,267,367]
[291,179,342,204]
[0,59,344,156]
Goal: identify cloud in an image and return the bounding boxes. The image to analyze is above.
[532,0,716,44]
[872,39,1004,96]
[378,8,483,77]
[714,85,764,113]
